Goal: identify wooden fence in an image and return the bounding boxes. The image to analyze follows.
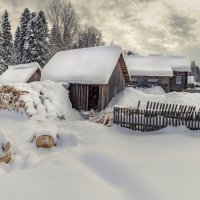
[113,101,200,132]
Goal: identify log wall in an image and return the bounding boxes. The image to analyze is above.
[131,76,171,92]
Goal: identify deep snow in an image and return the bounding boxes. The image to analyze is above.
[0,84,200,200]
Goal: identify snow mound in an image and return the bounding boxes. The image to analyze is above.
[108,86,200,110]
[1,81,80,121]
[32,123,58,142]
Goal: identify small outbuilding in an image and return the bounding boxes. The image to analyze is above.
[0,62,41,84]
[42,46,130,111]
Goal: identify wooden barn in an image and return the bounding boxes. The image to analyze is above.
[42,46,130,111]
[125,55,191,92]
[0,62,41,83]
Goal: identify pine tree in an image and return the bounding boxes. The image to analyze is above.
[34,11,49,67]
[1,10,14,67]
[14,26,21,64]
[0,21,6,75]
[23,16,38,64]
[19,8,31,63]
[49,25,62,57]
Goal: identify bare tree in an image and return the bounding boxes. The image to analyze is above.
[47,0,79,50]
[77,25,104,48]
[47,0,62,29]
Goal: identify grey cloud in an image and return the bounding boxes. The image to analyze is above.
[0,0,200,65]
[169,13,197,39]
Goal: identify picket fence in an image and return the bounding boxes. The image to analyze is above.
[113,101,200,132]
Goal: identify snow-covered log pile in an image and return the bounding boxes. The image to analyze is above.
[0,85,28,113]
[0,81,80,121]
[92,112,113,127]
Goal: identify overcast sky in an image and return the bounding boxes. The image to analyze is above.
[1,0,200,65]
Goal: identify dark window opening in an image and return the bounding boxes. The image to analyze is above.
[88,86,99,111]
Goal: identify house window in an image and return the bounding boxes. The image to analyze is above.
[176,76,182,85]
[147,78,159,87]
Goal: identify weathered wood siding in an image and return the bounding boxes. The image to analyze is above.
[105,62,126,105]
[69,84,89,111]
[27,69,41,83]
[169,71,188,91]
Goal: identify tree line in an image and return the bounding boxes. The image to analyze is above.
[0,0,104,74]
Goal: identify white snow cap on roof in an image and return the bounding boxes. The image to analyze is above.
[125,55,191,77]
[42,46,123,84]
[0,62,41,83]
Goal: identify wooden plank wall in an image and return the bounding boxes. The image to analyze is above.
[106,61,126,106]
[69,84,90,111]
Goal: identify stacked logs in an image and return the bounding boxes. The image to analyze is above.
[0,85,28,113]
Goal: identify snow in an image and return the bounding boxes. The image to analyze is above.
[1,85,200,199]
[41,46,123,84]
[125,55,191,77]
[0,62,41,83]
[108,86,200,111]
[32,123,58,142]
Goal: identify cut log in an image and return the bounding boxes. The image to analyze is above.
[0,142,11,163]
[36,135,55,148]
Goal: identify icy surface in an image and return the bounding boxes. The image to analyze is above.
[41,46,123,84]
[125,55,191,76]
[0,62,41,83]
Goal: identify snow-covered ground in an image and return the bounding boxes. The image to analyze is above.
[1,84,200,200]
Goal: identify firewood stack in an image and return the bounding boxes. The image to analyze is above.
[0,85,28,113]
[92,112,113,127]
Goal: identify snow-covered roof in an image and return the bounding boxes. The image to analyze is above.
[42,46,126,84]
[125,55,191,77]
[188,76,195,85]
[0,62,41,83]
[168,56,191,72]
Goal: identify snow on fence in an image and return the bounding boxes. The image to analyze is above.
[113,101,200,132]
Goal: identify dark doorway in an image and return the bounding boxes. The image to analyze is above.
[88,85,99,110]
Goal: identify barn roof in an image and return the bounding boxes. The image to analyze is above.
[125,55,191,77]
[0,62,41,83]
[41,46,130,84]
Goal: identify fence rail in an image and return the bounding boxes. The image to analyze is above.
[113,101,200,132]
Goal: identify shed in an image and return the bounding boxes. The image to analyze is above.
[0,62,41,84]
[42,46,130,111]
